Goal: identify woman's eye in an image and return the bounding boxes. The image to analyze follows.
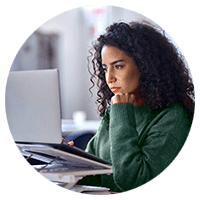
[102,65,123,72]
[116,65,123,69]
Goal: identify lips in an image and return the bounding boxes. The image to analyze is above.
[110,87,121,93]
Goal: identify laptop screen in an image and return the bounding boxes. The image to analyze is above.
[5,69,62,144]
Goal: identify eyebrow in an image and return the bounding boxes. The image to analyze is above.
[102,59,125,66]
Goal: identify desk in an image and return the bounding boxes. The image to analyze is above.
[61,119,99,133]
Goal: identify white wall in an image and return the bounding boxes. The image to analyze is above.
[38,8,99,120]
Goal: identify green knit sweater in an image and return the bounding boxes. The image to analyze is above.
[78,102,192,192]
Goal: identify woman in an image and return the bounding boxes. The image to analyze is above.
[78,21,195,193]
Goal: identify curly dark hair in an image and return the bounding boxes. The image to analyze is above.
[88,21,195,119]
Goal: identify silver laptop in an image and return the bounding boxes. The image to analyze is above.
[6,69,62,144]
[5,69,110,166]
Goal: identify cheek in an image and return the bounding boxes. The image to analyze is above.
[126,74,140,92]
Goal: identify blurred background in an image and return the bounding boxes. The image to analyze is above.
[10,5,153,123]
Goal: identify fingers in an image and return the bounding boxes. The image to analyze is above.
[129,93,135,104]
[111,93,124,104]
[68,141,74,146]
[111,93,135,104]
[125,93,129,102]
[126,93,135,104]
[62,138,74,146]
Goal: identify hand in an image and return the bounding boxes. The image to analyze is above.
[111,93,136,104]
[68,141,74,146]
[62,138,74,146]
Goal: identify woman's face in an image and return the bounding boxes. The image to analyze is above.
[101,45,140,95]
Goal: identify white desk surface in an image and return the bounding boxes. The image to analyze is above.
[61,119,99,133]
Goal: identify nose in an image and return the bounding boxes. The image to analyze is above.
[106,67,116,84]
